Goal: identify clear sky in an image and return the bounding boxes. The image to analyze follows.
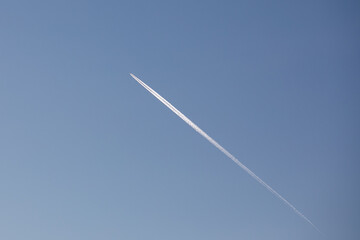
[1,1,359,239]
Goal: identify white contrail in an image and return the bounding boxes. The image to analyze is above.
[130,73,321,233]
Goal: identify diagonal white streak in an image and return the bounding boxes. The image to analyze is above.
[130,73,321,233]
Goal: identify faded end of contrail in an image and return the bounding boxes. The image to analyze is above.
[129,73,322,234]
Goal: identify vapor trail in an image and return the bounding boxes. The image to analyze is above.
[130,73,321,233]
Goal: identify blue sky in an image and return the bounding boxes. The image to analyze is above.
[1,1,359,239]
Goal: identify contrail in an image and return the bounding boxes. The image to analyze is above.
[130,73,321,233]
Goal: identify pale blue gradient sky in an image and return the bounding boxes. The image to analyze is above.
[1,1,359,239]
